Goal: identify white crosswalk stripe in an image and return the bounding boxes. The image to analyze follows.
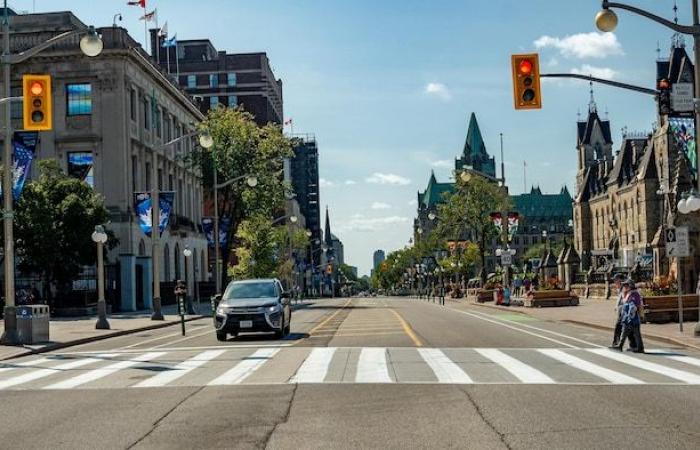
[134,350,226,388]
[289,348,336,383]
[45,352,167,390]
[356,348,392,383]
[208,348,279,385]
[419,348,472,384]
[0,347,698,390]
[475,349,554,384]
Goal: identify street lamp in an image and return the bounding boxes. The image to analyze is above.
[595,7,618,32]
[91,225,109,330]
[1,10,104,344]
[183,246,195,314]
[428,212,437,221]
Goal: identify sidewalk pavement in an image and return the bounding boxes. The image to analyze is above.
[0,304,209,361]
[468,296,700,350]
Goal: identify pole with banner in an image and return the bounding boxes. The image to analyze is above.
[665,226,690,332]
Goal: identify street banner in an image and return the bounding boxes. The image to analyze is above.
[507,212,520,242]
[134,191,175,237]
[13,131,39,152]
[489,212,503,233]
[12,141,34,201]
[201,216,231,248]
[669,117,697,180]
[219,217,232,248]
[67,152,94,186]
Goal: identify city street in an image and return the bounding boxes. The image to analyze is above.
[0,297,698,449]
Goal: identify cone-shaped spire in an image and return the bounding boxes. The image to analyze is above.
[324,206,333,247]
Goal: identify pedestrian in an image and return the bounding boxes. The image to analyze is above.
[523,276,531,294]
[616,279,645,353]
[610,274,625,348]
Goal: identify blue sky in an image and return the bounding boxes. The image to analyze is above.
[24,0,688,275]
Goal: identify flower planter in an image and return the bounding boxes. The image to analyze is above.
[476,289,496,303]
[525,289,579,308]
[642,294,699,324]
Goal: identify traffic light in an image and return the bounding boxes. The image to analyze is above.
[23,74,52,131]
[511,54,542,110]
[657,78,671,116]
[326,264,333,275]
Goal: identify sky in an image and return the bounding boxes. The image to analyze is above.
[18,0,690,275]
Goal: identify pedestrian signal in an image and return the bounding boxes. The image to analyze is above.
[23,74,52,131]
[511,54,541,110]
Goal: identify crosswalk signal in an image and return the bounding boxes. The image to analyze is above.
[511,54,541,110]
[23,74,52,131]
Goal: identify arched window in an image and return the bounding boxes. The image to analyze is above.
[174,243,181,280]
[138,239,146,256]
[164,244,171,281]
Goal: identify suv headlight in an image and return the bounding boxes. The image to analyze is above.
[216,306,230,315]
[267,305,281,313]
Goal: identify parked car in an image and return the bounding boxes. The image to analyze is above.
[214,278,292,341]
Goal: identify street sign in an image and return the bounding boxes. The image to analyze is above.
[666,226,690,257]
[671,83,694,113]
[500,253,512,266]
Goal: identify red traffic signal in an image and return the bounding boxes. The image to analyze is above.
[511,54,542,110]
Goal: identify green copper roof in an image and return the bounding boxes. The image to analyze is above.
[512,186,573,219]
[418,171,454,208]
[455,113,496,178]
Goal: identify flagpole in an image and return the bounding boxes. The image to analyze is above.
[143,6,148,55]
[175,40,180,79]
[155,9,160,64]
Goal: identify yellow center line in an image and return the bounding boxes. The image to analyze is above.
[390,308,423,347]
[307,298,353,335]
[312,331,406,338]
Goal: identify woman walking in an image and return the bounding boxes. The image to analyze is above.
[617,279,644,353]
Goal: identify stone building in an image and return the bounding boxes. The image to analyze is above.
[573,40,700,291]
[1,11,207,311]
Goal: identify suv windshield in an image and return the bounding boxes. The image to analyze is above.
[224,282,277,300]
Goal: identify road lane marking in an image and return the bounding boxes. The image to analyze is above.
[308,298,353,335]
[289,348,337,383]
[133,350,226,388]
[45,352,167,390]
[389,309,423,347]
[208,348,279,385]
[538,349,643,384]
[61,343,294,355]
[644,351,700,369]
[476,349,554,384]
[153,327,214,348]
[119,330,186,349]
[588,349,700,384]
[418,348,472,384]
[0,354,116,390]
[356,348,392,383]
[0,358,52,374]
[312,332,406,338]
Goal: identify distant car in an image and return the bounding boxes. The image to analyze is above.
[214,278,292,341]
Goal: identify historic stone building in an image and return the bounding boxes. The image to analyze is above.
[1,11,207,311]
[573,40,700,291]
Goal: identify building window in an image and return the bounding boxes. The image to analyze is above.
[67,152,94,187]
[187,75,196,88]
[210,96,219,108]
[130,89,136,121]
[227,72,237,86]
[66,83,92,116]
[143,99,150,130]
[228,95,237,107]
[209,73,218,88]
[145,162,151,191]
[131,155,138,193]
[156,108,162,137]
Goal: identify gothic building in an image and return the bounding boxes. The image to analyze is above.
[573,39,700,290]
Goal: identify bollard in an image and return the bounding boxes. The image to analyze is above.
[177,294,186,336]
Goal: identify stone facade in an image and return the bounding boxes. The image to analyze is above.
[1,12,207,310]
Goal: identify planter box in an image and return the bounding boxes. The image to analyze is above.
[643,294,699,324]
[525,290,579,308]
[476,289,496,303]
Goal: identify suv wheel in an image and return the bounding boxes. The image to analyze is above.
[216,331,227,342]
[274,318,285,339]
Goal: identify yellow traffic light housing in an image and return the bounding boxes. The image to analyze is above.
[326,264,333,275]
[511,54,541,110]
[23,74,52,131]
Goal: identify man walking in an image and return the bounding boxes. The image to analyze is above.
[617,279,645,353]
[610,274,625,348]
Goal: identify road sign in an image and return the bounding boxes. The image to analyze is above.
[666,226,690,257]
[671,83,694,113]
[500,253,512,266]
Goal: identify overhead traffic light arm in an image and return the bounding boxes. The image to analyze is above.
[603,1,699,35]
[540,73,658,96]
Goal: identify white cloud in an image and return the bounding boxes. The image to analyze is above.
[546,57,559,67]
[570,64,618,80]
[365,172,411,186]
[534,32,623,59]
[337,215,411,233]
[408,199,418,206]
[344,180,357,185]
[430,159,452,169]
[319,178,335,187]
[371,201,392,210]
[424,82,452,101]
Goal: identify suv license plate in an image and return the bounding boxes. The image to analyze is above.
[239,320,253,329]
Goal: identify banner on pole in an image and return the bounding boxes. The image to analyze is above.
[201,216,232,248]
[134,191,175,237]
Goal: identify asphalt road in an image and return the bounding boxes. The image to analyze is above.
[0,296,699,449]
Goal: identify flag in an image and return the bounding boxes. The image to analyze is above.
[127,0,145,7]
[284,118,293,126]
[159,21,168,37]
[139,9,156,21]
[162,34,177,48]
[134,192,175,237]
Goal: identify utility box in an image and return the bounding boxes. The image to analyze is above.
[16,305,50,344]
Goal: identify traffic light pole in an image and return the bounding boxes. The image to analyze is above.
[540,73,657,96]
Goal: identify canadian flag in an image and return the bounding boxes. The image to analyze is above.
[127,0,146,7]
[284,118,293,126]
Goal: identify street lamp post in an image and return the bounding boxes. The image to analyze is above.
[183,246,195,314]
[1,10,103,344]
[595,1,700,336]
[92,225,109,330]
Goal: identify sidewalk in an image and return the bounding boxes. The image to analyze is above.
[469,297,700,350]
[0,304,209,360]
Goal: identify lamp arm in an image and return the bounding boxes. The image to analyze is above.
[605,1,700,34]
[6,30,82,64]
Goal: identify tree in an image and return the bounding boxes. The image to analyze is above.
[195,108,294,285]
[12,160,113,301]
[436,174,511,283]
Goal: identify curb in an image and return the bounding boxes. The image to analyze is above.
[0,315,208,361]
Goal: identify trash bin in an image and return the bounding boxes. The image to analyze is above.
[16,305,50,344]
